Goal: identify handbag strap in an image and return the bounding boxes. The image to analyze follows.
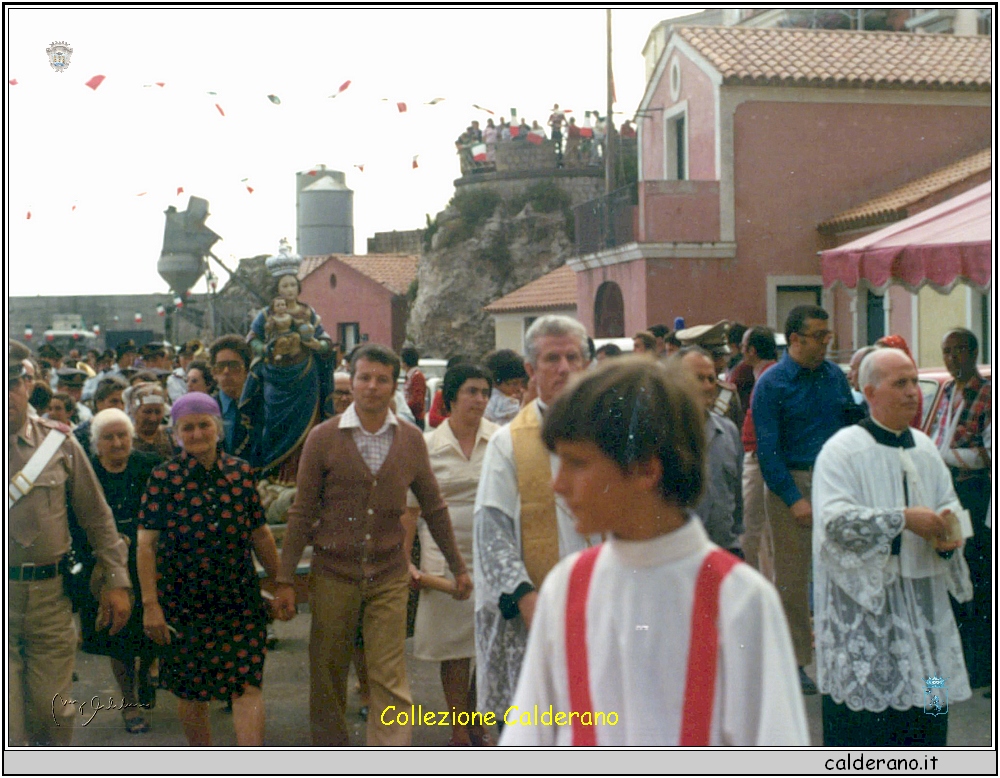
[8,429,67,510]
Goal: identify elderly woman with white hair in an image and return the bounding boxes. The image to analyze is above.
[81,408,164,734]
[137,392,280,746]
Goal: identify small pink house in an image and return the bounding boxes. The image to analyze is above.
[298,254,418,353]
[570,25,991,360]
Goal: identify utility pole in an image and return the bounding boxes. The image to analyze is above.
[605,8,615,195]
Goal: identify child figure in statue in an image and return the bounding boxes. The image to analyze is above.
[265,297,300,363]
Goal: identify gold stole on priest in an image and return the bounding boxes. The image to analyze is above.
[509,402,561,590]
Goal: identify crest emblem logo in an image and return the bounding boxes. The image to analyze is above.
[923,676,948,716]
[46,41,73,73]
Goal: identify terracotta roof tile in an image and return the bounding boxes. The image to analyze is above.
[673,26,991,90]
[818,148,991,232]
[485,265,577,314]
[300,254,419,296]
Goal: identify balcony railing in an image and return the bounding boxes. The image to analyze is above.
[573,183,638,256]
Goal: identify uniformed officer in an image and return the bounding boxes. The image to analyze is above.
[38,343,64,390]
[676,320,744,427]
[105,340,138,383]
[56,368,93,424]
[8,349,132,746]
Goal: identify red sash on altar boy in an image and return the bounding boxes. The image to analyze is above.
[564,545,742,746]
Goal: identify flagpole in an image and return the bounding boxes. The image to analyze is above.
[605,7,615,195]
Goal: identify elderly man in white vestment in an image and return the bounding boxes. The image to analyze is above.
[812,348,972,747]
[473,315,598,722]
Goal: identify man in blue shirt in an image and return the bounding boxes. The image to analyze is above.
[752,305,862,695]
[208,334,252,457]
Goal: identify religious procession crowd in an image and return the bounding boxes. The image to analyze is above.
[8,262,992,748]
[456,103,636,174]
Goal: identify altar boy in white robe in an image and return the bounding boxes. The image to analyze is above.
[812,348,972,747]
[500,357,807,746]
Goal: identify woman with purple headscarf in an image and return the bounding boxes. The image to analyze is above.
[137,392,280,746]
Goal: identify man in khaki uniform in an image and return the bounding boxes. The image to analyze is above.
[676,321,744,428]
[8,349,132,746]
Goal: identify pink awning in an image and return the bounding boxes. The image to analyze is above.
[821,182,992,293]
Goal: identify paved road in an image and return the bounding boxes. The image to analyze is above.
[65,608,992,748]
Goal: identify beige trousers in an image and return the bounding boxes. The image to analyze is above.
[8,576,77,746]
[765,469,814,667]
[308,571,412,746]
[740,452,775,582]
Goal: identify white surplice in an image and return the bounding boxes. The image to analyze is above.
[473,400,598,719]
[812,424,973,713]
[500,519,808,746]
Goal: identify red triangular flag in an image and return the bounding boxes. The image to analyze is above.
[412,156,419,169]
[9,79,18,85]
[85,75,106,90]
[339,80,351,93]
[354,164,365,172]
[397,102,407,113]
[176,186,184,195]
[26,211,31,219]
[215,103,225,116]
[307,170,317,176]
[71,205,76,211]
[246,185,254,194]
[156,82,165,87]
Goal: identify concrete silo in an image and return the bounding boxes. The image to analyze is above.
[296,166,354,256]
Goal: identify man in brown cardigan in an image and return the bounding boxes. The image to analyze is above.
[274,344,471,746]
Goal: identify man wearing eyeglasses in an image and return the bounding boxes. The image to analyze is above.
[208,335,252,457]
[751,305,862,696]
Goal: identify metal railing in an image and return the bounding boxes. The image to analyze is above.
[573,183,637,256]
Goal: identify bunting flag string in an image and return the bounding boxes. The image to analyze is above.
[328,79,351,97]
[11,63,608,219]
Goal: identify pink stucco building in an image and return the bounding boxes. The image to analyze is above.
[569,25,991,361]
[298,254,418,353]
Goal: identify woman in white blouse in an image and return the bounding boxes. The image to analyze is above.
[405,363,498,746]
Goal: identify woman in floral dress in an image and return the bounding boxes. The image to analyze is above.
[137,392,279,746]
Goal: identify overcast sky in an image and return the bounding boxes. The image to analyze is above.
[6,6,697,297]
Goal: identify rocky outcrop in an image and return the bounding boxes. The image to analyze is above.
[409,189,575,359]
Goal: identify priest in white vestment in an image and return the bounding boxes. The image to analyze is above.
[473,315,598,722]
[500,357,808,746]
[812,348,972,747]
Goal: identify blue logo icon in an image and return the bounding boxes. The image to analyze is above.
[923,676,948,716]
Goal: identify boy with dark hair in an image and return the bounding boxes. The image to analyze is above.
[500,357,807,746]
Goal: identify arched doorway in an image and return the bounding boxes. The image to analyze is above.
[594,281,625,337]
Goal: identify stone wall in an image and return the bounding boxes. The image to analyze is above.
[366,228,424,255]
[8,293,208,353]
[455,169,604,210]
[494,139,559,172]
